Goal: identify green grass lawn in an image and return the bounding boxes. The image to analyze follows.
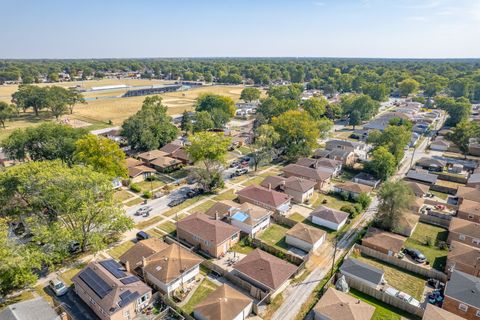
[163,195,208,217]
[108,240,135,260]
[157,221,177,235]
[349,288,421,320]
[60,261,89,285]
[182,279,218,314]
[135,216,163,229]
[125,197,144,207]
[213,189,237,201]
[356,255,426,300]
[311,192,350,210]
[136,180,165,192]
[259,223,290,251]
[114,189,135,202]
[289,212,306,222]
[231,238,255,254]
[430,190,449,200]
[404,222,448,271]
[241,175,267,187]
[188,200,216,214]
[148,228,165,238]
[237,146,251,155]
[169,168,190,179]
[0,290,35,309]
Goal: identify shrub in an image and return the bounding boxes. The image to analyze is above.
[130,183,141,193]
[340,205,358,218]
[354,203,363,214]
[146,175,156,182]
[143,191,153,199]
[425,236,434,247]
[339,191,350,201]
[356,192,372,210]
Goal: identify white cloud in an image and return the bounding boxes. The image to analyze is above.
[407,16,428,21]
[312,1,325,6]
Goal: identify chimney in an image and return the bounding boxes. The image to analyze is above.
[215,211,219,220]
[268,183,271,190]
[124,260,130,273]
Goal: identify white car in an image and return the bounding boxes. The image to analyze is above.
[49,278,68,296]
[385,287,420,307]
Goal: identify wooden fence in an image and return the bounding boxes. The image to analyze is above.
[430,183,457,195]
[343,275,425,318]
[250,238,306,267]
[436,173,468,184]
[271,213,298,228]
[419,214,451,228]
[354,244,448,282]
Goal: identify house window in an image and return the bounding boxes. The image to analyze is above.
[476,310,480,317]
[469,214,474,220]
[231,234,238,240]
[459,234,466,241]
[459,304,468,312]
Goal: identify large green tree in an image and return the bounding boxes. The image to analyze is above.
[250,124,280,171]
[363,83,389,101]
[195,94,236,128]
[0,101,16,128]
[240,87,261,102]
[121,96,178,151]
[376,181,414,232]
[341,94,379,121]
[447,120,480,158]
[366,146,397,180]
[11,85,48,116]
[398,78,420,97]
[367,124,411,163]
[302,97,328,120]
[193,111,215,133]
[46,86,69,120]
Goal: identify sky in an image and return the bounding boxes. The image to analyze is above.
[2,0,480,59]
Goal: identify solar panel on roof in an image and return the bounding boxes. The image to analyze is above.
[100,260,127,279]
[79,267,112,299]
[120,276,140,285]
[118,290,140,307]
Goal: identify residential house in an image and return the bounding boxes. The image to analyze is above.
[205,200,239,220]
[236,185,292,214]
[313,287,375,320]
[466,173,480,188]
[416,158,446,172]
[260,176,316,203]
[443,270,480,320]
[468,138,480,156]
[229,202,272,237]
[176,213,240,258]
[282,164,331,190]
[126,157,157,182]
[430,139,451,152]
[340,258,385,289]
[295,157,342,176]
[405,169,438,185]
[160,143,191,165]
[448,218,480,248]
[193,284,253,320]
[410,197,425,214]
[233,249,297,297]
[120,239,203,295]
[285,223,327,252]
[353,172,381,188]
[0,297,61,320]
[325,139,369,161]
[72,260,152,320]
[423,304,464,320]
[150,156,182,173]
[394,213,419,237]
[456,186,480,202]
[457,199,480,224]
[137,150,168,164]
[159,142,182,155]
[446,241,480,277]
[310,206,349,231]
[332,181,373,199]
[361,227,406,256]
[405,181,430,198]
[313,148,356,166]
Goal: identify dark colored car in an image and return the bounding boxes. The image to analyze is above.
[403,247,427,263]
[168,198,186,207]
[136,231,150,241]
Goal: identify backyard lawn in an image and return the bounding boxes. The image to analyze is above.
[108,241,135,260]
[259,223,290,251]
[349,288,421,320]
[311,192,350,210]
[213,189,237,201]
[356,255,426,300]
[430,190,449,200]
[404,222,448,271]
[157,221,177,235]
[289,212,306,222]
[231,238,255,254]
[182,279,218,314]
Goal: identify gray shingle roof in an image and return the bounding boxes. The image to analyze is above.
[445,270,480,309]
[340,258,384,285]
[0,298,60,320]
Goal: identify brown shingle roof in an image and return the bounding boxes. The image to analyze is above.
[204,200,236,219]
[456,186,480,202]
[335,181,373,194]
[119,238,170,270]
[137,149,168,161]
[171,148,190,162]
[177,213,240,245]
[361,227,406,254]
[260,176,286,190]
[284,176,316,193]
[282,164,331,181]
[286,223,326,245]
[458,199,480,217]
[150,156,181,168]
[126,157,143,168]
[143,243,204,284]
[128,165,156,178]
[313,288,375,320]
[449,217,480,239]
[310,206,349,224]
[193,284,252,320]
[295,157,341,170]
[231,202,271,226]
[233,249,297,291]
[236,185,291,208]
[448,241,480,268]
[159,143,182,155]
[405,181,430,196]
[423,304,464,320]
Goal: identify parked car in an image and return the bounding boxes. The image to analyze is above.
[385,287,420,307]
[69,241,81,253]
[136,231,150,241]
[135,206,153,216]
[168,198,186,207]
[49,278,68,296]
[403,247,427,263]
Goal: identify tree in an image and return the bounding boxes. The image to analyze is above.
[195,94,236,128]
[436,96,471,126]
[341,94,379,121]
[398,79,420,97]
[376,181,414,232]
[180,110,193,134]
[363,83,389,101]
[65,89,85,114]
[193,111,215,133]
[272,110,319,160]
[366,146,397,180]
[267,84,303,101]
[186,132,231,192]
[317,117,333,139]
[240,87,261,102]
[349,110,361,129]
[11,85,48,116]
[256,97,298,123]
[447,120,480,158]
[0,161,133,253]
[0,101,16,128]
[367,125,412,163]
[46,86,69,120]
[250,124,280,171]
[303,97,328,120]
[74,134,128,178]
[121,96,178,151]
[1,122,87,163]
[449,78,473,99]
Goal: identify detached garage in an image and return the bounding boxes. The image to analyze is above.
[285,223,326,252]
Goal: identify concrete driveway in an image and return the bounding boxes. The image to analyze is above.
[289,204,313,218]
[44,286,99,320]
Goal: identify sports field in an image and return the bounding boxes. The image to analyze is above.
[0,79,252,141]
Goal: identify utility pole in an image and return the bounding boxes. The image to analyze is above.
[331,236,339,278]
